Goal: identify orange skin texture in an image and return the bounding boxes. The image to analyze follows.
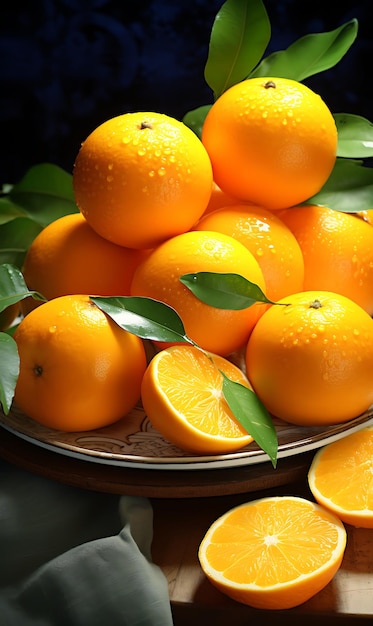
[194,203,304,302]
[14,294,147,431]
[131,230,267,356]
[202,77,337,210]
[278,204,373,315]
[73,112,213,249]
[22,213,149,314]
[246,290,373,425]
[201,181,239,216]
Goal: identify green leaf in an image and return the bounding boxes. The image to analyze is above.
[205,0,271,99]
[182,105,212,139]
[180,272,274,309]
[0,217,42,268]
[335,113,373,158]
[0,333,19,414]
[0,196,29,225]
[251,19,358,81]
[2,323,19,338]
[91,296,192,344]
[0,263,45,312]
[0,164,78,268]
[306,158,373,213]
[4,163,78,227]
[221,373,278,466]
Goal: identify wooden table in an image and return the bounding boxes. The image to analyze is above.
[1,426,372,624]
[151,485,373,625]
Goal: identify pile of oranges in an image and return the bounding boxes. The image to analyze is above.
[6,76,373,614]
[13,76,373,441]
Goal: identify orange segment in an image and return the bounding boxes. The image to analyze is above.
[308,426,373,528]
[198,495,347,610]
[140,345,254,454]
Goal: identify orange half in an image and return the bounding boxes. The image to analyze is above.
[308,425,373,528]
[140,345,254,454]
[198,495,347,610]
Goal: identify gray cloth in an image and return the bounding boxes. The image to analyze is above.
[0,460,173,625]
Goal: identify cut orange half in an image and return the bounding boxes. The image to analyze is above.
[198,495,347,610]
[308,425,373,528]
[140,345,254,454]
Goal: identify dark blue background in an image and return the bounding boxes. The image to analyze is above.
[1,0,371,186]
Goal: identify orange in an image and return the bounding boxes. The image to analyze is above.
[130,230,266,356]
[245,290,373,425]
[201,77,337,210]
[278,204,373,315]
[141,344,254,454]
[21,213,148,313]
[202,181,239,215]
[198,495,347,610]
[72,111,213,249]
[308,425,373,528]
[194,203,304,302]
[13,294,147,431]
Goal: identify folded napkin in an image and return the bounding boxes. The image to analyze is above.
[0,459,173,625]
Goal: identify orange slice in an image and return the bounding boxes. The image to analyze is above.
[140,345,253,454]
[198,495,347,610]
[308,425,373,528]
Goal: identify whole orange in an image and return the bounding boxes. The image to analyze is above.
[13,294,147,431]
[131,230,266,356]
[73,112,213,249]
[194,204,304,302]
[21,213,148,313]
[202,77,337,210]
[246,290,373,425]
[278,204,373,315]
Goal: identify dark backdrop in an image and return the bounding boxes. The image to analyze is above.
[1,0,372,186]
